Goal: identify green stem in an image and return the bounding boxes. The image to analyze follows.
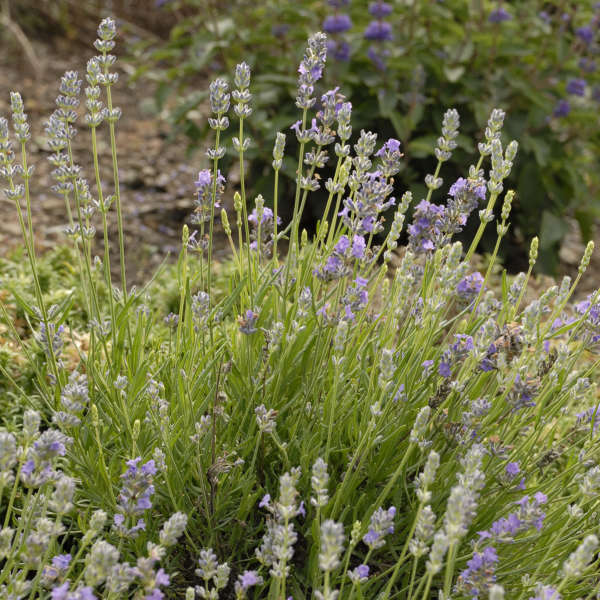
[238,117,254,302]
[103,58,127,300]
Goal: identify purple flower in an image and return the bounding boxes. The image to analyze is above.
[422,359,434,375]
[340,170,395,236]
[363,530,380,545]
[529,585,561,600]
[489,7,511,23]
[249,206,276,226]
[33,430,69,460]
[192,169,225,224]
[51,583,70,600]
[22,459,35,475]
[369,2,392,18]
[196,169,212,188]
[155,569,170,586]
[271,24,291,38]
[539,11,551,24]
[448,177,485,201]
[51,584,96,600]
[239,570,263,590]
[356,564,370,578]
[375,138,401,156]
[259,493,271,508]
[456,546,498,598]
[367,45,389,71]
[327,39,351,61]
[323,14,353,34]
[352,235,366,260]
[579,57,596,72]
[335,235,351,254]
[407,199,445,254]
[457,272,484,303]
[438,362,451,378]
[577,404,600,433]
[239,309,259,335]
[363,506,395,548]
[52,554,72,570]
[364,20,393,41]
[327,0,350,6]
[566,78,586,97]
[506,462,520,478]
[576,26,594,44]
[438,334,474,380]
[116,457,156,520]
[553,99,571,118]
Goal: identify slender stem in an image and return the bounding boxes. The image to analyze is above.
[443,542,456,598]
[238,117,254,301]
[208,128,221,309]
[103,57,127,299]
[273,167,280,262]
[6,155,60,388]
[425,160,442,204]
[465,190,499,262]
[90,125,116,353]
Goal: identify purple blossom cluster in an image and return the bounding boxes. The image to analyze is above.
[314,233,365,281]
[508,373,540,411]
[566,77,586,97]
[363,505,395,549]
[340,170,396,236]
[551,7,600,118]
[341,276,369,321]
[576,404,600,433]
[456,493,548,596]
[442,176,486,237]
[192,169,225,224]
[455,546,498,598]
[51,583,96,600]
[22,429,72,488]
[323,0,352,61]
[375,138,402,178]
[238,309,259,335]
[248,201,281,257]
[457,272,484,304]
[365,2,393,70]
[479,492,547,543]
[54,371,89,427]
[438,334,474,378]
[296,32,328,110]
[407,199,445,254]
[574,294,600,348]
[489,6,512,23]
[113,457,156,537]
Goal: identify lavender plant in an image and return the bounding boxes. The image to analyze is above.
[2,17,600,600]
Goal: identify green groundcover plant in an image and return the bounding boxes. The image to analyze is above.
[137,0,600,272]
[2,17,600,600]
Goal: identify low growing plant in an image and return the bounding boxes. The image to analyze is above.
[2,17,600,600]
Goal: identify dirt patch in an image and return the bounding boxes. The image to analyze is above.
[0,32,230,286]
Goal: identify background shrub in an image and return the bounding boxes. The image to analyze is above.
[135,0,600,272]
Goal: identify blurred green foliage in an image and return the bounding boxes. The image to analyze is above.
[132,0,600,272]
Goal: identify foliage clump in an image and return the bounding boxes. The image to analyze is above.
[1,16,600,600]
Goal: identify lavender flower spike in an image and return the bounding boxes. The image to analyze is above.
[296,32,328,110]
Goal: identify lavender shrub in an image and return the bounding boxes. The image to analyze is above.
[1,18,600,599]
